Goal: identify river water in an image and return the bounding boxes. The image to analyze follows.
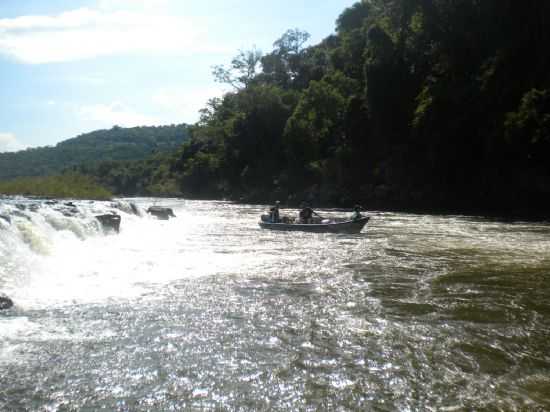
[0,197,549,411]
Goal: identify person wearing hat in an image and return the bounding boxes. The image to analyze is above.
[352,204,364,220]
[270,201,281,223]
[299,202,315,224]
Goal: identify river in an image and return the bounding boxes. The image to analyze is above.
[1,197,549,410]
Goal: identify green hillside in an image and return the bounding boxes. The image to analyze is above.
[0,124,189,180]
[95,0,546,215]
[0,173,112,200]
[5,1,550,215]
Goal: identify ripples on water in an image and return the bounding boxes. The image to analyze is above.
[1,198,549,410]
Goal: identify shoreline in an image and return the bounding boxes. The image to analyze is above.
[3,192,548,222]
[118,193,550,223]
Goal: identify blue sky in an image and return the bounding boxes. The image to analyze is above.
[0,0,357,152]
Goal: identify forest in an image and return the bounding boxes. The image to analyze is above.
[0,174,112,200]
[4,1,550,215]
[0,124,189,180]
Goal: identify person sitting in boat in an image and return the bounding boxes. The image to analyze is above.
[299,203,315,224]
[351,204,364,220]
[269,201,281,223]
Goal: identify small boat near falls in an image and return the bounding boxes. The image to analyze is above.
[259,215,369,234]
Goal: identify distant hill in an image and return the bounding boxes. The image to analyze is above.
[0,124,189,180]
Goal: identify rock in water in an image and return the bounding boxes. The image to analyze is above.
[147,206,176,220]
[95,213,121,233]
[111,201,141,216]
[0,294,14,310]
[130,202,141,216]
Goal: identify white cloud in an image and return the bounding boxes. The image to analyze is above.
[0,5,224,64]
[98,0,171,11]
[152,86,227,123]
[78,102,162,127]
[0,132,27,152]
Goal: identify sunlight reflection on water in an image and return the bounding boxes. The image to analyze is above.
[0,198,549,410]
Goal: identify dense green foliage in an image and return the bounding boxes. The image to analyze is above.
[73,151,183,197]
[131,0,546,213]
[0,124,189,180]
[0,174,112,200]
[10,1,550,213]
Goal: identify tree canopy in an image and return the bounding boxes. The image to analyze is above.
[136,0,548,214]
[0,124,189,180]
[4,1,550,215]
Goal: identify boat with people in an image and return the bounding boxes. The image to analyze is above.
[259,215,369,233]
[259,203,369,233]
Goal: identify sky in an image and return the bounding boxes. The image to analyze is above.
[0,0,357,152]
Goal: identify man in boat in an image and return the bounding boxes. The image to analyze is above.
[299,202,315,223]
[269,201,281,223]
[352,204,364,220]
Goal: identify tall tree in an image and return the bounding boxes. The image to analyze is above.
[212,47,263,90]
[261,29,311,89]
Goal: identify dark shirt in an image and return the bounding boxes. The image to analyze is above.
[299,207,313,220]
[270,206,280,222]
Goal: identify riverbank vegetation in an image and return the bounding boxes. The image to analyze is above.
[3,1,550,215]
[0,124,189,180]
[0,174,112,200]
[73,151,184,197]
[77,0,550,214]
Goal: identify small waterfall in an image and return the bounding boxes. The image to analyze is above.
[0,197,144,307]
